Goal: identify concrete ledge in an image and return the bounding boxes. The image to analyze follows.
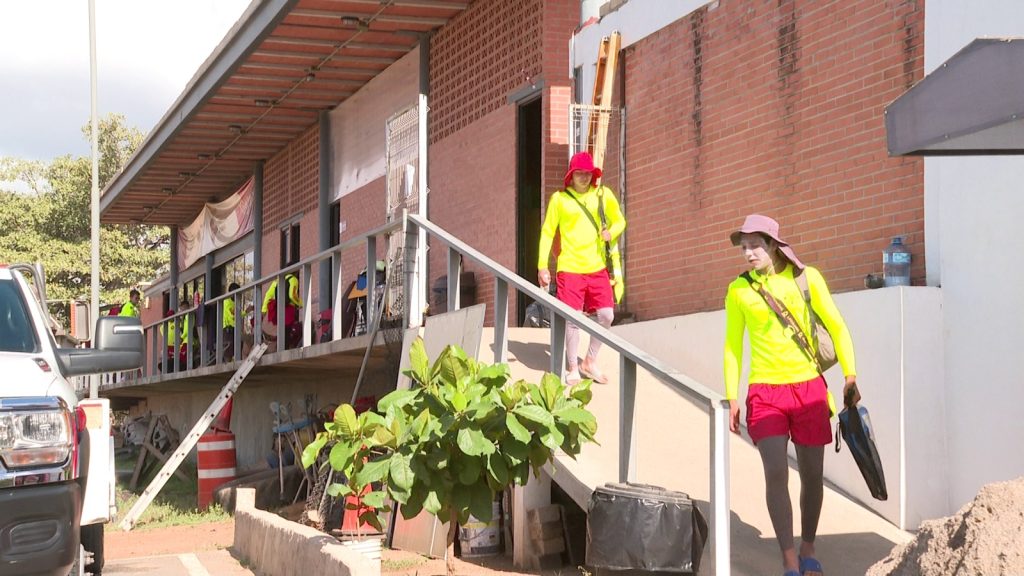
[233,488,380,576]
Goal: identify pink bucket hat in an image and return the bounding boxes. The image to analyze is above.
[730,214,804,270]
[563,152,603,188]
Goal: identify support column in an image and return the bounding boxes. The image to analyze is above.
[318,111,331,312]
[253,162,264,280]
[169,225,180,310]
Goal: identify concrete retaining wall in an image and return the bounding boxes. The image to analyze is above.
[233,488,380,576]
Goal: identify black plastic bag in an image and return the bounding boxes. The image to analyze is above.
[836,404,888,500]
[587,482,707,574]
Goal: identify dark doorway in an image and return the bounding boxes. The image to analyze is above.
[516,97,542,325]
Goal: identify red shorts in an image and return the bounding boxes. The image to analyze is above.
[556,270,614,314]
[745,376,832,446]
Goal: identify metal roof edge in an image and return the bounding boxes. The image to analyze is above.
[100,0,299,216]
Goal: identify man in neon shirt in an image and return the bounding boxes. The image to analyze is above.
[119,289,141,319]
[538,152,625,384]
[723,214,860,576]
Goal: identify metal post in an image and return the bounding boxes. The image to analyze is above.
[253,284,263,346]
[319,112,332,315]
[88,0,100,398]
[276,273,285,346]
[710,400,732,576]
[253,163,264,280]
[549,314,566,378]
[493,278,508,363]
[303,263,313,347]
[366,237,377,331]
[404,218,422,328]
[416,92,429,328]
[332,253,343,341]
[619,357,637,482]
[233,292,241,361]
[447,247,461,312]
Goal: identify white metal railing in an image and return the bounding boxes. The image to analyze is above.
[406,213,732,575]
[137,219,405,378]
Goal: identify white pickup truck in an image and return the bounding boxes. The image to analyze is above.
[0,264,143,576]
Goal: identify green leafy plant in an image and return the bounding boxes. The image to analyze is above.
[303,337,597,575]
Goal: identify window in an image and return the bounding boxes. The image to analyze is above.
[0,279,39,353]
[330,202,341,248]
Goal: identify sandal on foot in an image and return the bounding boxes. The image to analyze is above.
[798,556,823,576]
[565,369,581,385]
[579,361,608,384]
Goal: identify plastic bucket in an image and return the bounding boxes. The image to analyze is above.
[197,431,237,509]
[460,501,502,557]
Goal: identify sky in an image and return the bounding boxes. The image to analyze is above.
[0,0,252,161]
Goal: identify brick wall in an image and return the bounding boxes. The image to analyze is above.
[427,0,576,325]
[429,0,543,144]
[263,124,319,231]
[621,0,925,320]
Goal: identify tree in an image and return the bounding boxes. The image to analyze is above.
[0,114,168,327]
[303,338,598,576]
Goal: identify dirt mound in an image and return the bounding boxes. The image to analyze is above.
[868,477,1024,575]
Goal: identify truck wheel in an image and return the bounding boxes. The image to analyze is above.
[81,523,104,574]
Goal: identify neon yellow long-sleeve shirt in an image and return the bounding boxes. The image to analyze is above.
[723,264,856,400]
[538,186,625,274]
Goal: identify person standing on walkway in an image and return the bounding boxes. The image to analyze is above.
[723,214,859,576]
[538,151,625,384]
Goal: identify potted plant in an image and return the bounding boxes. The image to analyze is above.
[303,337,597,576]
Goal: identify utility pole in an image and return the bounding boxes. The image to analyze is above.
[88,0,100,399]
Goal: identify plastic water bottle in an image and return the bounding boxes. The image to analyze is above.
[882,237,911,287]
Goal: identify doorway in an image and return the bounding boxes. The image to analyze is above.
[516,97,542,325]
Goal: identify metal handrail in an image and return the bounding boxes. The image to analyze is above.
[137,219,403,376]
[406,213,732,575]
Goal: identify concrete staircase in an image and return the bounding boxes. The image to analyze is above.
[481,327,910,576]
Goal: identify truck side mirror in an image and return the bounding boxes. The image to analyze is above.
[55,317,144,377]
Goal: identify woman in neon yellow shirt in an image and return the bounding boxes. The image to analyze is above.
[723,214,859,576]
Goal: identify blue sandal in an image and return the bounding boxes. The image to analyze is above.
[798,556,824,576]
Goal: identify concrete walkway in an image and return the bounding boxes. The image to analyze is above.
[105,550,255,575]
[482,327,910,576]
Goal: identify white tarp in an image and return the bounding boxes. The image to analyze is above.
[330,46,421,201]
[177,177,254,270]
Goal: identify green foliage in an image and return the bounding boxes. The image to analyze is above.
[304,338,598,532]
[0,114,168,325]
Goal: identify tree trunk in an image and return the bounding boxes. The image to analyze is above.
[446,508,458,576]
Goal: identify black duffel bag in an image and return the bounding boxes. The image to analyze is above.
[586,482,708,575]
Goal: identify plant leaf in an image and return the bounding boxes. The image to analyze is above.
[334,404,359,438]
[329,442,356,473]
[452,390,469,412]
[513,405,554,429]
[326,482,353,498]
[388,452,415,491]
[354,457,391,486]
[378,388,420,412]
[541,427,565,452]
[401,487,425,519]
[301,434,327,469]
[359,510,384,532]
[505,413,531,444]
[408,337,431,386]
[468,482,494,522]
[541,373,563,410]
[486,452,509,486]
[457,427,494,456]
[361,490,388,509]
[457,456,482,485]
[571,379,593,405]
[423,490,442,515]
[553,406,596,425]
